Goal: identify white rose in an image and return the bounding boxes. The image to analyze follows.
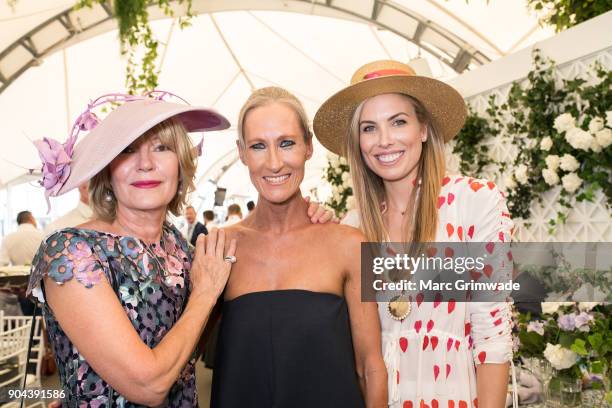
[562,172,582,193]
[565,127,593,151]
[595,128,612,148]
[606,111,612,128]
[346,195,356,210]
[554,113,576,133]
[505,175,517,190]
[542,168,560,186]
[540,136,553,151]
[341,172,349,182]
[335,167,343,175]
[327,152,338,167]
[591,139,603,153]
[559,154,579,172]
[339,157,348,166]
[332,189,341,202]
[514,164,529,185]
[588,117,604,133]
[545,155,560,171]
[543,343,578,370]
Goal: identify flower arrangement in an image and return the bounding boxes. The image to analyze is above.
[453,50,612,232]
[515,301,611,402]
[324,152,354,217]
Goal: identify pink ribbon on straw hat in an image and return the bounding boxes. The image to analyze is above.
[33,91,203,210]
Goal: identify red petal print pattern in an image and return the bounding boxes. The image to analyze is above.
[427,320,434,333]
[447,338,453,351]
[422,335,429,350]
[448,299,456,314]
[464,322,471,336]
[446,223,454,238]
[437,196,446,209]
[446,363,451,378]
[483,264,493,278]
[433,364,440,380]
[447,192,455,205]
[399,337,408,352]
[470,182,484,192]
[442,176,451,186]
[457,226,463,241]
[434,292,442,308]
[467,225,475,239]
[485,242,495,254]
[478,351,487,364]
[414,320,422,333]
[417,293,424,307]
[431,336,439,350]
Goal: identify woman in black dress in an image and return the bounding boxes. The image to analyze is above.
[210,87,387,408]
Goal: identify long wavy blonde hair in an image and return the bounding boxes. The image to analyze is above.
[346,93,446,243]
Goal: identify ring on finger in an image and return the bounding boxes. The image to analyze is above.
[223,255,237,264]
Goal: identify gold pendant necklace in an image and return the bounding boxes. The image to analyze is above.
[387,293,411,321]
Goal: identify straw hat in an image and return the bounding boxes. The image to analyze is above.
[313,60,466,155]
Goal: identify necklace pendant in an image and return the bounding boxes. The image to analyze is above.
[387,294,411,321]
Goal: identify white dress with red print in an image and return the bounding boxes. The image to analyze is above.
[343,175,514,408]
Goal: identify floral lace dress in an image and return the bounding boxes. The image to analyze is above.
[27,223,197,407]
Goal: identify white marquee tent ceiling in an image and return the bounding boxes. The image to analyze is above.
[0,0,554,215]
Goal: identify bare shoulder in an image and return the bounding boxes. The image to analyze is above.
[315,223,365,252]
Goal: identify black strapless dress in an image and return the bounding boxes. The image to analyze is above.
[210,289,365,408]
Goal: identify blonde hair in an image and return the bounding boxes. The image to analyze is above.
[346,93,446,243]
[237,86,312,148]
[89,117,197,221]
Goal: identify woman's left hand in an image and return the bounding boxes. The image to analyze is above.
[305,196,338,224]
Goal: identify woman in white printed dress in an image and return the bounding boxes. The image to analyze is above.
[314,60,514,408]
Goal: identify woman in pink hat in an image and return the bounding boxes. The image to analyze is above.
[26,91,334,407]
[210,87,388,408]
[314,61,515,408]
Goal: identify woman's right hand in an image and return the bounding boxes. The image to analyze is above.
[190,228,237,303]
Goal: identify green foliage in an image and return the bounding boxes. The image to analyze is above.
[527,0,612,32]
[455,49,612,229]
[76,0,193,93]
[453,102,497,176]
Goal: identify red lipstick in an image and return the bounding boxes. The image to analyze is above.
[132,180,161,189]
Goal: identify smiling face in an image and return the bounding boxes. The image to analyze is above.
[358,93,426,184]
[109,134,180,213]
[239,102,313,204]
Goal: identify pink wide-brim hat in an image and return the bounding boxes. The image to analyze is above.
[56,98,229,195]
